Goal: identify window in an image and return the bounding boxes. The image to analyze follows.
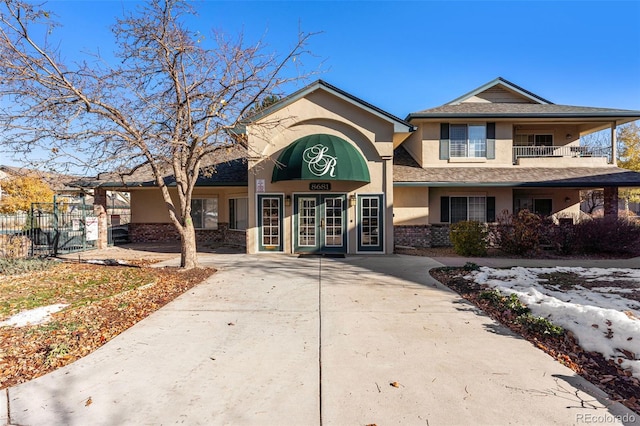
[229,198,248,230]
[514,197,552,216]
[450,124,486,158]
[514,134,553,146]
[441,196,495,223]
[440,123,495,160]
[191,198,218,229]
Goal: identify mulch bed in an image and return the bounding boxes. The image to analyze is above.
[429,267,640,414]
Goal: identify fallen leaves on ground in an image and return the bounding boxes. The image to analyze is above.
[430,268,640,414]
[0,261,214,389]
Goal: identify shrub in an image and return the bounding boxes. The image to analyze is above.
[479,290,530,316]
[545,219,577,255]
[462,262,480,271]
[0,257,57,275]
[572,216,640,255]
[479,289,502,305]
[495,209,544,255]
[517,315,564,337]
[449,221,488,256]
[480,289,564,337]
[0,234,30,259]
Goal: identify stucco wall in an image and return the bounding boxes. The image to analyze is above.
[130,187,248,224]
[393,186,429,225]
[246,89,397,254]
[411,121,609,168]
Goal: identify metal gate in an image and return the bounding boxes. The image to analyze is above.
[29,200,96,256]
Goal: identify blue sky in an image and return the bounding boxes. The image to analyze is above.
[41,0,640,113]
[2,0,640,167]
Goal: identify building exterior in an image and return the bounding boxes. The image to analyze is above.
[93,78,640,254]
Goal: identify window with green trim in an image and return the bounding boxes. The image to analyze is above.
[257,195,283,251]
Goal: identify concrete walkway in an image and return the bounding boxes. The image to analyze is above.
[2,253,637,425]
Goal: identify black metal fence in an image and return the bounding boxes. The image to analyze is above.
[1,201,97,258]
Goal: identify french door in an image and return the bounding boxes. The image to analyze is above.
[293,194,346,253]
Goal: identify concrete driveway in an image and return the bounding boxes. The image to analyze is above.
[2,253,636,425]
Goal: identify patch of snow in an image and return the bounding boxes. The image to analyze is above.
[470,266,640,378]
[0,304,69,328]
[85,259,129,266]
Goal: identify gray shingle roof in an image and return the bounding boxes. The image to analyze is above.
[393,147,640,188]
[78,147,248,189]
[407,103,640,119]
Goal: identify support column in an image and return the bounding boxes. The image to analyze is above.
[603,186,619,218]
[93,188,109,249]
[382,155,393,254]
[610,122,617,165]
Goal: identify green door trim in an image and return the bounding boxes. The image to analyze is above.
[293,193,347,253]
[357,194,384,252]
[257,194,284,252]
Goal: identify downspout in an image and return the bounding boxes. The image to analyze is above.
[381,155,393,254]
[611,121,617,165]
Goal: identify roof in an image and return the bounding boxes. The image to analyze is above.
[78,147,249,189]
[393,147,640,188]
[247,80,415,133]
[406,77,640,123]
[447,77,553,105]
[406,103,640,121]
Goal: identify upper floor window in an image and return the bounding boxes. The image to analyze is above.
[440,122,495,160]
[514,134,553,146]
[450,124,486,158]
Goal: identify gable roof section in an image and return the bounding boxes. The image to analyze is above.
[247,80,415,133]
[447,77,553,105]
[393,146,640,188]
[406,77,640,123]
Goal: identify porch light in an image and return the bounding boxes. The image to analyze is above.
[349,194,357,207]
[565,196,571,203]
[285,195,291,207]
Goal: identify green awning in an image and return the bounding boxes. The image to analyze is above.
[272,134,370,183]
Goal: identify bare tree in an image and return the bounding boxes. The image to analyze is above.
[0,0,314,268]
[580,189,604,215]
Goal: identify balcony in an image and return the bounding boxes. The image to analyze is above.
[512,145,612,166]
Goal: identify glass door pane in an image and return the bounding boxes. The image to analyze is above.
[261,197,280,247]
[323,197,343,247]
[298,197,317,247]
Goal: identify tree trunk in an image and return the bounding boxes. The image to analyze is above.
[180,221,198,269]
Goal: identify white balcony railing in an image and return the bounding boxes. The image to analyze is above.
[512,146,611,164]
